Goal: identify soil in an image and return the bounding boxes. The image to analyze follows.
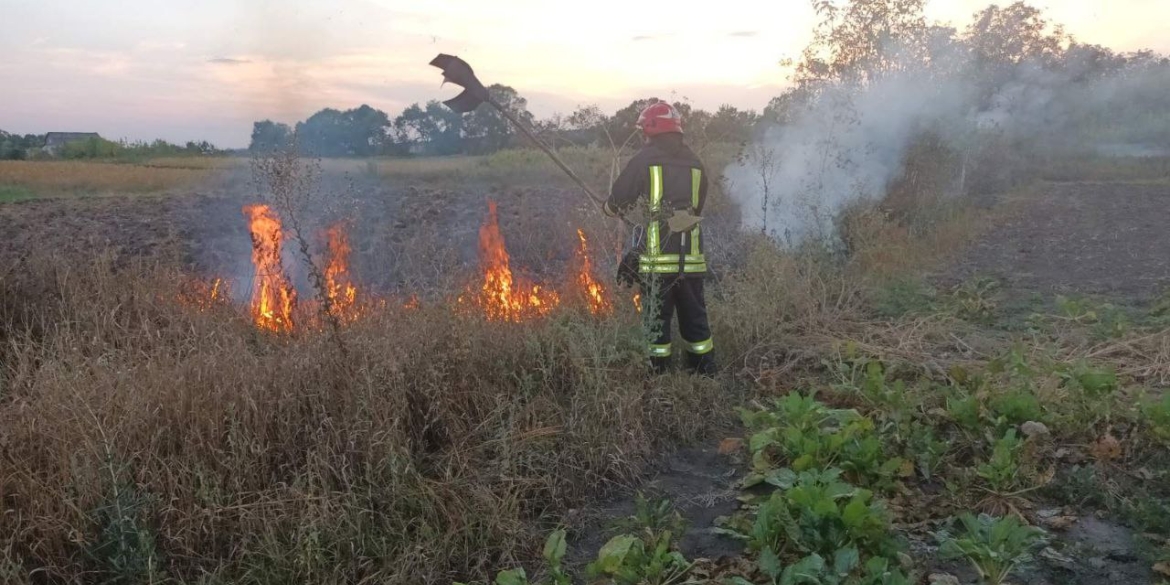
[567,443,743,569]
[916,513,1152,585]
[0,179,591,296]
[942,181,1170,307]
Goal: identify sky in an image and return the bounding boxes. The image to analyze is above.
[1,0,1167,148]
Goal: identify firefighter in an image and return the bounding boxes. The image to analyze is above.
[605,101,716,376]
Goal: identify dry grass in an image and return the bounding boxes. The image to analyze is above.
[0,251,728,584]
[0,161,212,196]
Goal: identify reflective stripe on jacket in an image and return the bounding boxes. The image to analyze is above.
[605,134,709,276]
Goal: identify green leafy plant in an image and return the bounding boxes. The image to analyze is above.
[466,530,570,585]
[585,531,691,585]
[871,277,937,319]
[721,469,903,562]
[905,423,949,481]
[828,359,912,427]
[611,492,687,536]
[1054,295,1132,339]
[741,394,904,490]
[936,514,1046,585]
[976,429,1025,494]
[987,388,1044,427]
[1142,394,1170,443]
[1058,361,1118,397]
[747,549,912,585]
[946,392,983,432]
[586,496,693,585]
[950,277,999,324]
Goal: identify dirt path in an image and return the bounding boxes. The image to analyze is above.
[943,181,1170,306]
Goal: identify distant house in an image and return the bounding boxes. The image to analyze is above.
[43,132,101,155]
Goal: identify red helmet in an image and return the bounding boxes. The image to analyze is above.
[636,101,683,137]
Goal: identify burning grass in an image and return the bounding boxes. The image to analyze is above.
[460,200,561,322]
[0,251,727,584]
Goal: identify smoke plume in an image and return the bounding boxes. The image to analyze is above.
[726,20,1170,246]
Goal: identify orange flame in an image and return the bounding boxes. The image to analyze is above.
[180,276,229,311]
[633,293,643,313]
[576,229,612,315]
[403,294,421,310]
[324,223,360,321]
[244,204,296,332]
[465,200,559,321]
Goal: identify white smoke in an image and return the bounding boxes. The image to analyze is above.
[725,49,1170,246]
[727,69,975,244]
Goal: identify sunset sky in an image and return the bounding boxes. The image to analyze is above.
[2,0,1167,147]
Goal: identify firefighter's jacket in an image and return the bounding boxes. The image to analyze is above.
[605,136,709,276]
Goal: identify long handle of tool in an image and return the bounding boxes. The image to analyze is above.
[488,99,608,208]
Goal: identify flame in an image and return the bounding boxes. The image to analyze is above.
[575,229,612,315]
[465,200,559,321]
[324,222,360,321]
[633,293,642,313]
[403,294,421,310]
[244,204,296,332]
[180,276,229,311]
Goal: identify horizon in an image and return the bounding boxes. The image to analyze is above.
[3,0,1168,149]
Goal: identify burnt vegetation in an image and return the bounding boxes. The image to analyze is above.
[2,1,1170,584]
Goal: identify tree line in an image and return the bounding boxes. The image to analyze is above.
[0,131,221,161]
[249,85,767,157]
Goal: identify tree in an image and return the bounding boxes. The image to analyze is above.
[703,105,759,144]
[393,100,464,155]
[795,0,935,87]
[462,84,534,154]
[250,120,293,153]
[965,2,1069,69]
[761,89,807,127]
[295,105,391,157]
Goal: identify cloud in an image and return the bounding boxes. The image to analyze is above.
[632,34,670,42]
[728,30,759,38]
[207,57,251,65]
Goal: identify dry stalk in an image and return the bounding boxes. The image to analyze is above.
[250,138,348,358]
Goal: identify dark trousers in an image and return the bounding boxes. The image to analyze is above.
[644,275,717,375]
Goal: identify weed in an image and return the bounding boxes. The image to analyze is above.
[471,530,571,585]
[611,492,687,536]
[1053,295,1132,340]
[905,423,949,481]
[870,277,936,319]
[1143,394,1170,444]
[936,514,1046,585]
[975,429,1025,494]
[1057,360,1118,398]
[946,391,984,432]
[986,387,1044,427]
[585,530,692,585]
[729,469,899,558]
[0,184,35,202]
[731,550,911,585]
[741,393,904,490]
[949,277,999,324]
[85,454,163,584]
[828,357,913,427]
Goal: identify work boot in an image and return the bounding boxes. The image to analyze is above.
[650,356,673,375]
[685,351,718,378]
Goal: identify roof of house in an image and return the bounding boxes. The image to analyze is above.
[44,132,101,146]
